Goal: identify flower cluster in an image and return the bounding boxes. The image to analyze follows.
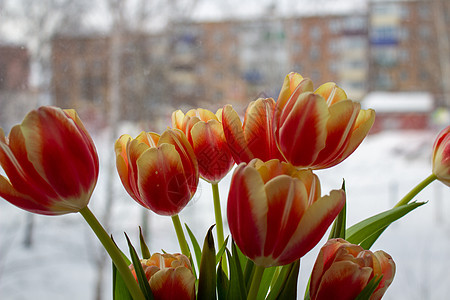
[0,73,448,300]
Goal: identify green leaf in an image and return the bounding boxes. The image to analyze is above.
[217,259,229,300]
[198,225,217,300]
[274,260,300,300]
[256,266,277,300]
[355,275,383,300]
[139,227,151,259]
[225,246,246,300]
[216,236,229,265]
[111,235,131,265]
[243,259,255,292]
[125,233,153,300]
[185,223,202,272]
[266,262,295,300]
[328,181,347,240]
[346,201,426,248]
[113,261,133,300]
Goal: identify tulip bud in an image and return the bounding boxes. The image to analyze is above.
[222,99,284,164]
[310,238,396,300]
[130,253,195,300]
[0,106,99,215]
[115,129,198,216]
[273,72,375,169]
[172,108,234,183]
[432,125,450,186]
[227,159,345,267]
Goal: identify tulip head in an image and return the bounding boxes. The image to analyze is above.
[115,128,198,216]
[227,159,345,267]
[310,238,396,300]
[130,253,195,300]
[172,108,234,183]
[432,125,450,186]
[222,99,284,164]
[0,106,99,215]
[274,72,375,169]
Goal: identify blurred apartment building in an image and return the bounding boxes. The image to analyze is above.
[0,45,38,132]
[50,0,449,124]
[368,0,449,107]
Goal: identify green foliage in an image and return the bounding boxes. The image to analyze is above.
[355,276,383,300]
[139,227,151,259]
[197,225,217,300]
[125,234,154,300]
[346,201,426,248]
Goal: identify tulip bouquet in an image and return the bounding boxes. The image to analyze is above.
[0,72,449,300]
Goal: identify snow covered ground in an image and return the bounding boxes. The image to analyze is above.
[0,127,449,299]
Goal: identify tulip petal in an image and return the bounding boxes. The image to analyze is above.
[159,129,198,195]
[115,135,143,204]
[314,261,372,300]
[190,120,233,183]
[314,82,348,106]
[280,189,345,265]
[172,110,187,132]
[371,251,396,300]
[244,98,284,162]
[20,107,97,199]
[432,126,450,185]
[339,109,376,163]
[0,175,54,215]
[186,108,218,122]
[0,127,56,209]
[278,93,329,167]
[222,104,254,164]
[276,73,311,110]
[150,267,196,300]
[227,164,267,261]
[313,101,360,168]
[137,143,191,216]
[262,175,308,266]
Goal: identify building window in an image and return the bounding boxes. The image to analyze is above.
[419,4,431,19]
[309,46,320,61]
[310,26,322,40]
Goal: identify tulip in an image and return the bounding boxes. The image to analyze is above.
[273,72,375,169]
[432,125,450,186]
[0,106,99,215]
[115,128,198,216]
[310,238,396,300]
[172,108,234,184]
[222,98,284,164]
[227,159,345,267]
[130,253,196,300]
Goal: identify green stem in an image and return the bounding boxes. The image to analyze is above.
[395,173,437,207]
[212,182,228,276]
[247,265,265,300]
[211,183,225,248]
[79,206,145,300]
[171,214,190,257]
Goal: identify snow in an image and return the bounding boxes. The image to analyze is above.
[363,92,435,113]
[1,127,450,299]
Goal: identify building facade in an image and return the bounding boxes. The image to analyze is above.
[50,0,449,125]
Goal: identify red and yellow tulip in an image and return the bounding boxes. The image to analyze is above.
[310,238,396,300]
[115,128,198,216]
[274,72,375,169]
[130,253,195,300]
[172,108,234,183]
[227,159,345,267]
[0,106,99,215]
[432,125,450,186]
[222,98,284,164]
